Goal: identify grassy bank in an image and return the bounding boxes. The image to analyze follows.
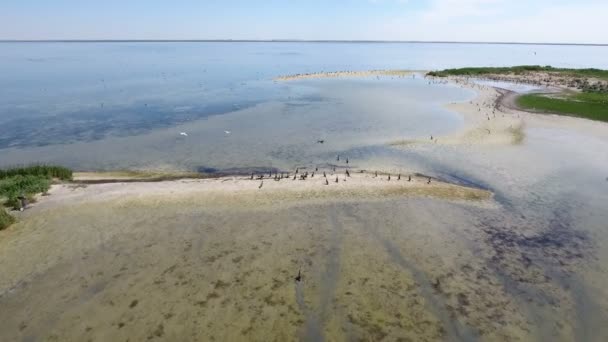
[0,208,15,230]
[0,165,72,212]
[516,92,608,122]
[427,65,608,81]
[0,165,72,180]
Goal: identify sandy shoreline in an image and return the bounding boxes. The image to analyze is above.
[19,172,492,215]
[390,75,608,148]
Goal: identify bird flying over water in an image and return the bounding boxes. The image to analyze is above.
[180,132,188,137]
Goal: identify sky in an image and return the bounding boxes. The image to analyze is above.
[1,0,607,44]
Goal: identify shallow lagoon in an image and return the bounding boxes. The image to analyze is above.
[1,42,608,341]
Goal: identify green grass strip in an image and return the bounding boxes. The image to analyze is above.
[516,93,608,122]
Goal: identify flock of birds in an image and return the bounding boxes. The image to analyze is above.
[252,149,431,190]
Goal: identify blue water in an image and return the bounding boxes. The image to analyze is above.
[1,42,608,170]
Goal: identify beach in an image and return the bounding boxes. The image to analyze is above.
[2,71,608,341]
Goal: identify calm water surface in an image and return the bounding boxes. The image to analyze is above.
[1,42,608,170]
[1,42,608,340]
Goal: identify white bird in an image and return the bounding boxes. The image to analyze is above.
[180,132,188,137]
[224,130,231,135]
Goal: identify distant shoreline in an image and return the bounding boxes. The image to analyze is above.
[0,40,606,46]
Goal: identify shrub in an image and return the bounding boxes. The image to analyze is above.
[0,165,72,181]
[0,175,51,208]
[0,208,15,230]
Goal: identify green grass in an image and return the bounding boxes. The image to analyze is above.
[0,175,51,208]
[0,165,72,181]
[427,65,608,80]
[0,208,15,230]
[0,165,71,210]
[516,92,608,122]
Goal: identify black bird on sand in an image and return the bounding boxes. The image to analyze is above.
[388,174,391,181]
[408,175,411,182]
[293,174,297,180]
[323,171,327,178]
[251,173,254,180]
[325,179,329,185]
[398,174,401,180]
[427,177,432,184]
[295,270,302,282]
[346,170,350,177]
[259,181,264,189]
[335,176,339,183]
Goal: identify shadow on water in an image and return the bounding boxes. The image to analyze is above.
[295,205,344,342]
[195,166,282,176]
[475,187,602,341]
[343,205,479,342]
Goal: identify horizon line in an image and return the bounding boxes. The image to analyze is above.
[0,39,606,46]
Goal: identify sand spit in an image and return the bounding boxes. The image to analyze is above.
[27,172,492,214]
[391,77,527,147]
[275,69,413,81]
[389,74,606,148]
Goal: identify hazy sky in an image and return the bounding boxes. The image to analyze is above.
[1,0,606,43]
